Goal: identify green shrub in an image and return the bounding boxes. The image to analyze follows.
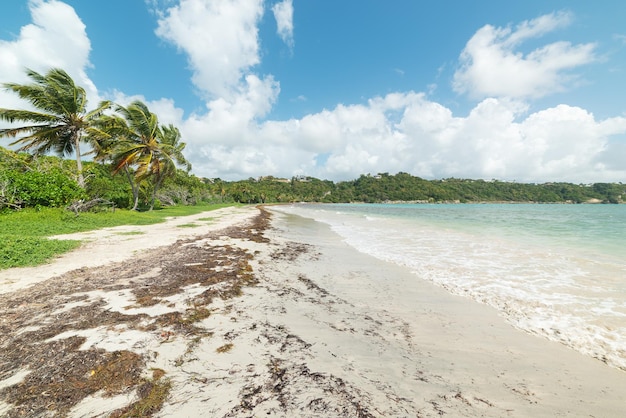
[2,168,85,208]
[85,163,133,209]
[0,235,81,269]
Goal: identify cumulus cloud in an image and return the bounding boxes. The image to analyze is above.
[176,88,626,183]
[0,0,98,111]
[453,11,597,99]
[154,0,281,144]
[155,0,266,100]
[272,0,294,49]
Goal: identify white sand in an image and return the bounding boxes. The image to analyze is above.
[1,205,626,417]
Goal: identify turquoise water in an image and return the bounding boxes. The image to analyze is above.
[272,203,626,371]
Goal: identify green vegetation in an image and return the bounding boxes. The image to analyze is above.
[205,173,625,205]
[1,146,624,210]
[1,236,81,269]
[0,68,191,211]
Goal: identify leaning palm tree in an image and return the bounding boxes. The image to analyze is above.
[148,124,191,209]
[104,101,161,210]
[142,124,191,210]
[106,101,171,209]
[88,113,143,209]
[110,101,161,173]
[89,100,190,210]
[0,68,110,188]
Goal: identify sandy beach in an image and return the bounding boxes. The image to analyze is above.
[1,205,625,417]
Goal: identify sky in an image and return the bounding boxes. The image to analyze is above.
[1,0,626,183]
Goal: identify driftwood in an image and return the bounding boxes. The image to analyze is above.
[0,179,24,209]
[67,198,115,215]
[0,199,22,210]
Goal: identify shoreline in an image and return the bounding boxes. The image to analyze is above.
[262,209,626,416]
[0,206,625,417]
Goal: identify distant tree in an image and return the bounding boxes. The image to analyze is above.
[0,68,110,187]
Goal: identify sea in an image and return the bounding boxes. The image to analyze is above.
[271,203,626,371]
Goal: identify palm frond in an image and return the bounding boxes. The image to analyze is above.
[0,108,60,124]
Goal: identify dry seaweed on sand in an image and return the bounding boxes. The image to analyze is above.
[0,210,270,417]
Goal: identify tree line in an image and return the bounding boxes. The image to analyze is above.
[2,149,623,211]
[219,173,625,205]
[1,68,624,211]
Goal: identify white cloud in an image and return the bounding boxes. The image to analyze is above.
[142,4,626,184]
[175,88,626,183]
[272,0,294,49]
[453,11,597,100]
[155,0,266,101]
[0,0,99,128]
[0,0,123,174]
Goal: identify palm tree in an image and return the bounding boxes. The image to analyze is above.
[88,113,143,209]
[148,124,191,210]
[0,68,110,187]
[104,101,160,210]
[97,100,190,210]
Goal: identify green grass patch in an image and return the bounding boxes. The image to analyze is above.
[0,236,81,269]
[115,231,145,236]
[0,203,239,270]
[177,223,200,228]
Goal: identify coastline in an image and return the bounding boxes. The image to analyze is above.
[0,205,625,417]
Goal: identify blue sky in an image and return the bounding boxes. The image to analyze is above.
[1,0,626,182]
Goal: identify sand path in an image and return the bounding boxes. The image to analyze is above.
[0,206,256,295]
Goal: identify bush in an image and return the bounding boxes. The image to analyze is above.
[85,163,133,209]
[1,168,85,209]
[0,235,81,269]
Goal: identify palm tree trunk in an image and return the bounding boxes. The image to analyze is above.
[74,134,85,188]
[149,176,164,211]
[124,165,139,210]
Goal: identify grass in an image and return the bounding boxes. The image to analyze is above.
[115,231,145,236]
[0,203,239,269]
[177,223,200,228]
[0,236,82,269]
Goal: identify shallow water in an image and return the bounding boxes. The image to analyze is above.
[271,203,626,371]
